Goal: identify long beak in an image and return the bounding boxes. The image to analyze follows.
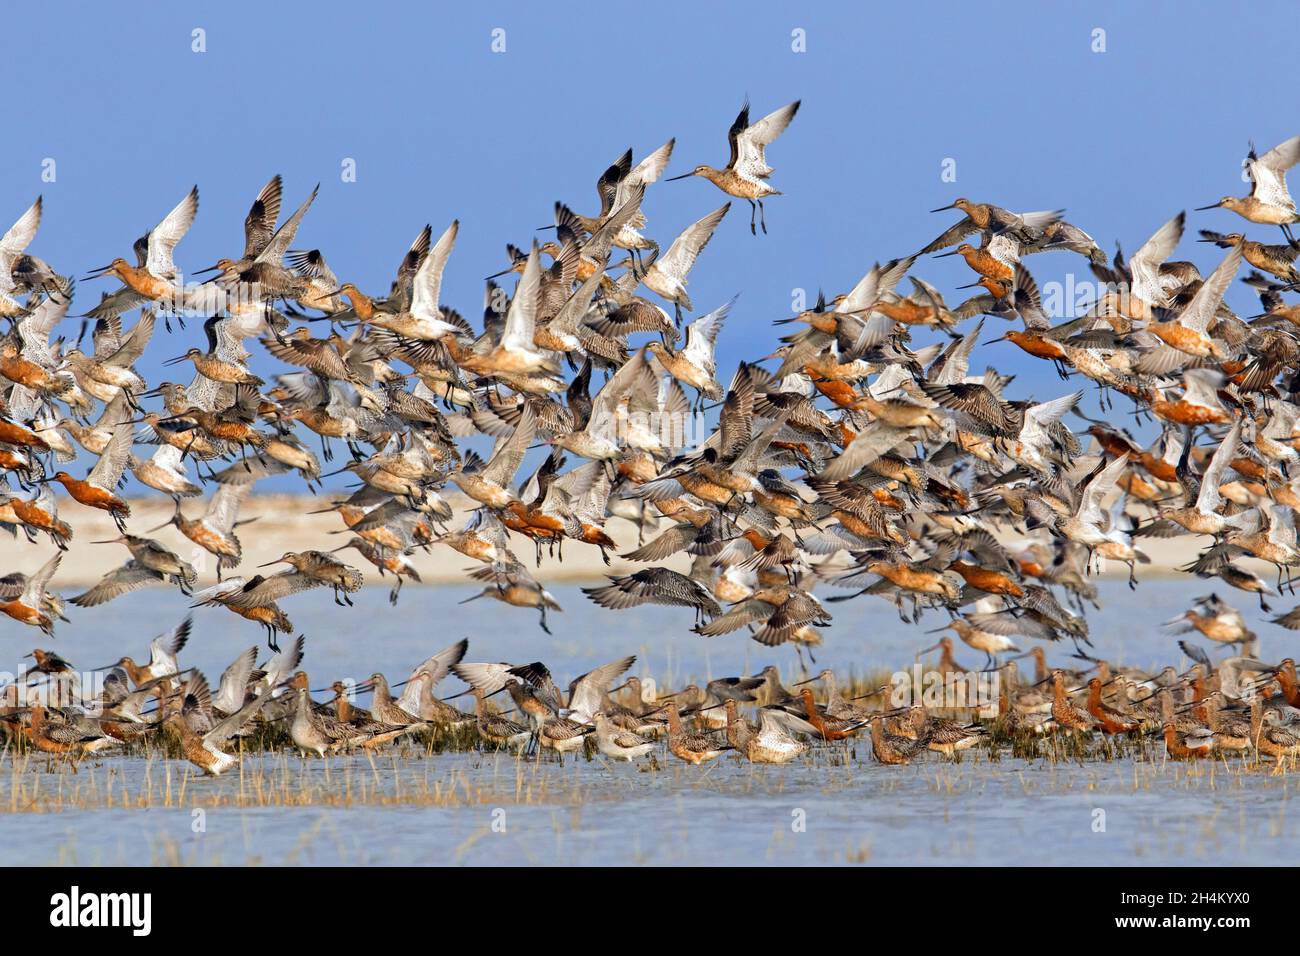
[352,682,376,695]
[955,281,984,290]
[89,537,127,544]
[191,264,221,276]
[792,676,819,687]
[919,641,941,654]
[930,203,957,213]
[880,706,910,717]
[162,355,190,366]
[848,683,889,702]
[932,250,961,258]
[664,172,696,182]
[256,559,286,568]
[141,518,174,533]
[484,267,515,280]
[83,264,115,279]
[1193,202,1223,211]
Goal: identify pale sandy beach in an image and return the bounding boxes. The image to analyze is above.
[4,492,1247,587]
[6,492,687,587]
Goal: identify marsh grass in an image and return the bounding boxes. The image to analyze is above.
[1,665,1295,819]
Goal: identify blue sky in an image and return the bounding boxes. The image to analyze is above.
[4,2,1296,488]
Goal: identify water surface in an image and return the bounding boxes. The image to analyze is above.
[2,580,1294,866]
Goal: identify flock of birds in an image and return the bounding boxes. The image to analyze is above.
[5,101,1300,772]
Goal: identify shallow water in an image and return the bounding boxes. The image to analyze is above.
[1,579,1296,866]
[4,748,1294,866]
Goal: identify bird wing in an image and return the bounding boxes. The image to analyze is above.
[285,248,338,286]
[1076,453,1129,525]
[0,196,41,287]
[1176,244,1241,335]
[568,655,636,717]
[695,599,773,636]
[87,421,134,490]
[190,577,246,607]
[1195,419,1242,514]
[16,291,70,366]
[213,646,259,714]
[409,219,459,323]
[588,347,656,442]
[656,203,729,281]
[1019,390,1083,448]
[1128,212,1185,305]
[149,615,192,671]
[929,318,984,385]
[105,309,156,366]
[259,635,305,690]
[405,638,470,689]
[681,297,735,373]
[546,268,604,337]
[838,256,916,315]
[204,481,252,533]
[618,139,675,201]
[817,422,912,482]
[205,690,272,748]
[725,100,751,169]
[242,175,283,259]
[450,661,517,695]
[499,247,541,354]
[1250,134,1300,210]
[20,552,61,608]
[254,183,319,265]
[735,100,800,179]
[918,217,978,255]
[145,186,199,279]
[69,561,160,607]
[481,404,536,487]
[1014,209,1064,232]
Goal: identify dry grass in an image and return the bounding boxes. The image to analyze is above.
[2,666,1295,818]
